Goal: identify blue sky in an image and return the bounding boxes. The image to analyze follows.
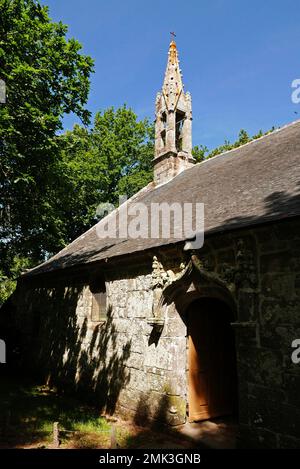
[44,0,300,150]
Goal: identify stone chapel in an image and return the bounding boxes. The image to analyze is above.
[2,40,300,448]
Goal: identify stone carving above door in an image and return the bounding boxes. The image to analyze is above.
[149,252,237,326]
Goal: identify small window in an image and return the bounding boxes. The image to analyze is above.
[161,129,166,147]
[161,112,167,129]
[90,278,107,322]
[176,110,185,151]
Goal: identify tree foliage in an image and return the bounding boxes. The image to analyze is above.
[0,1,277,306]
[55,107,154,244]
[192,128,275,163]
[0,0,94,287]
[0,0,93,270]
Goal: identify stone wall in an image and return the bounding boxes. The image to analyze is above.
[198,218,300,448]
[6,217,300,447]
[10,261,188,426]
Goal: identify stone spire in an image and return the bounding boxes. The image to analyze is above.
[154,40,194,185]
[162,40,183,112]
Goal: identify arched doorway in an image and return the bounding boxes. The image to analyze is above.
[187,297,238,422]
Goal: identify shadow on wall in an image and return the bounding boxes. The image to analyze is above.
[6,284,131,416]
[133,392,170,429]
[75,305,131,415]
[125,393,207,449]
[132,387,187,430]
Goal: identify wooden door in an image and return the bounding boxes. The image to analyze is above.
[188,299,236,422]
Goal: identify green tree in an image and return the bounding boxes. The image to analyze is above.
[0,0,94,283]
[56,106,154,243]
[193,127,275,160]
[192,144,208,163]
[235,129,250,146]
[0,255,30,305]
[0,0,277,307]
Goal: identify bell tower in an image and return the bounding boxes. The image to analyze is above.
[154,40,194,185]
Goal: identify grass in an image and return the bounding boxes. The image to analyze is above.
[0,375,196,449]
[0,375,111,448]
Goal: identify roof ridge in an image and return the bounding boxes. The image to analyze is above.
[22,118,300,277]
[24,181,155,275]
[190,119,300,169]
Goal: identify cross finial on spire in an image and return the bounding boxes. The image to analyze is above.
[170,31,176,41]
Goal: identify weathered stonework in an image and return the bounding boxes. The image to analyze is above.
[153,41,194,185]
[4,217,300,446]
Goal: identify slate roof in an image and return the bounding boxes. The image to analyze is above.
[24,120,300,277]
